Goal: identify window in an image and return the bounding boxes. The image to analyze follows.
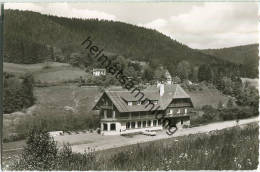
[138,121,141,128]
[126,122,130,129]
[132,112,139,118]
[104,110,107,118]
[185,109,187,114]
[131,122,136,128]
[107,109,112,118]
[153,100,158,105]
[158,119,162,126]
[148,120,151,127]
[111,123,116,131]
[120,113,128,118]
[112,111,116,118]
[104,99,108,105]
[140,112,146,117]
[143,121,147,128]
[169,109,173,114]
[128,102,133,106]
[103,123,108,131]
[177,109,181,114]
[153,120,157,126]
[181,119,183,125]
[137,101,141,105]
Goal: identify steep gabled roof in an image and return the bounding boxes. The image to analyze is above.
[93,84,192,113]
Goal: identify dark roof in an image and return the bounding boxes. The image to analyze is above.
[94,84,192,113]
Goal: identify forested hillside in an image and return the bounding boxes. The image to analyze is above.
[4,9,258,79]
[202,44,258,78]
[4,10,223,69]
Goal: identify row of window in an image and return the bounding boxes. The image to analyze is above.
[127,100,158,106]
[103,109,188,119]
[168,108,188,114]
[126,120,162,129]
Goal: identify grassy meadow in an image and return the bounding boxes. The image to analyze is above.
[92,123,259,170]
[4,62,89,84]
[4,123,259,170]
[186,85,229,109]
[3,85,102,142]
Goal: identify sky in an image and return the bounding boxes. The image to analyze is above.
[5,2,259,49]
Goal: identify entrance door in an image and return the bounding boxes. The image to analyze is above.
[111,123,116,131]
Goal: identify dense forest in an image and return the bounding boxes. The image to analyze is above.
[4,9,255,79]
[202,44,259,78]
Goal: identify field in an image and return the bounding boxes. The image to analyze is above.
[3,85,102,142]
[3,122,258,170]
[186,86,229,109]
[4,62,89,83]
[34,85,101,113]
[93,123,259,170]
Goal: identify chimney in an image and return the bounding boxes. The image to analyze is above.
[159,84,164,96]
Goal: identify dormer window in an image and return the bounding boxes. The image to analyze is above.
[128,102,133,106]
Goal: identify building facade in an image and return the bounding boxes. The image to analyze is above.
[93,84,194,135]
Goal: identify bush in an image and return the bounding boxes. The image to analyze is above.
[192,105,257,126]
[3,73,35,113]
[182,124,190,128]
[97,128,101,134]
[10,127,97,170]
[220,107,257,121]
[11,124,58,170]
[56,144,96,170]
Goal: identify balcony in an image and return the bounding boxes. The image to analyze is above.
[166,111,197,118]
[166,113,189,118]
[101,118,117,122]
[100,115,156,122]
[118,115,156,121]
[100,105,113,109]
[168,103,192,108]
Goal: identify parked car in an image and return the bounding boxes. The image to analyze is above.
[142,130,156,136]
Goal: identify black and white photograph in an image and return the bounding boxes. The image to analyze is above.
[0,1,259,171]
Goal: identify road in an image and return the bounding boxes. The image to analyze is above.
[53,117,259,153]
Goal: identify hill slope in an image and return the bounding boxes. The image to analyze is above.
[4,10,225,69]
[201,44,258,77]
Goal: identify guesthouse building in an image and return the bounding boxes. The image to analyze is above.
[93,84,194,135]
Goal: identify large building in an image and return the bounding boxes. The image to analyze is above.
[93,84,194,135]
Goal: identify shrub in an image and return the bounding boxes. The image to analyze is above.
[11,124,58,170]
[97,128,101,134]
[3,73,35,113]
[56,144,96,170]
[182,124,190,128]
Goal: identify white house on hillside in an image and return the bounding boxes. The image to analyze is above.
[93,68,106,76]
